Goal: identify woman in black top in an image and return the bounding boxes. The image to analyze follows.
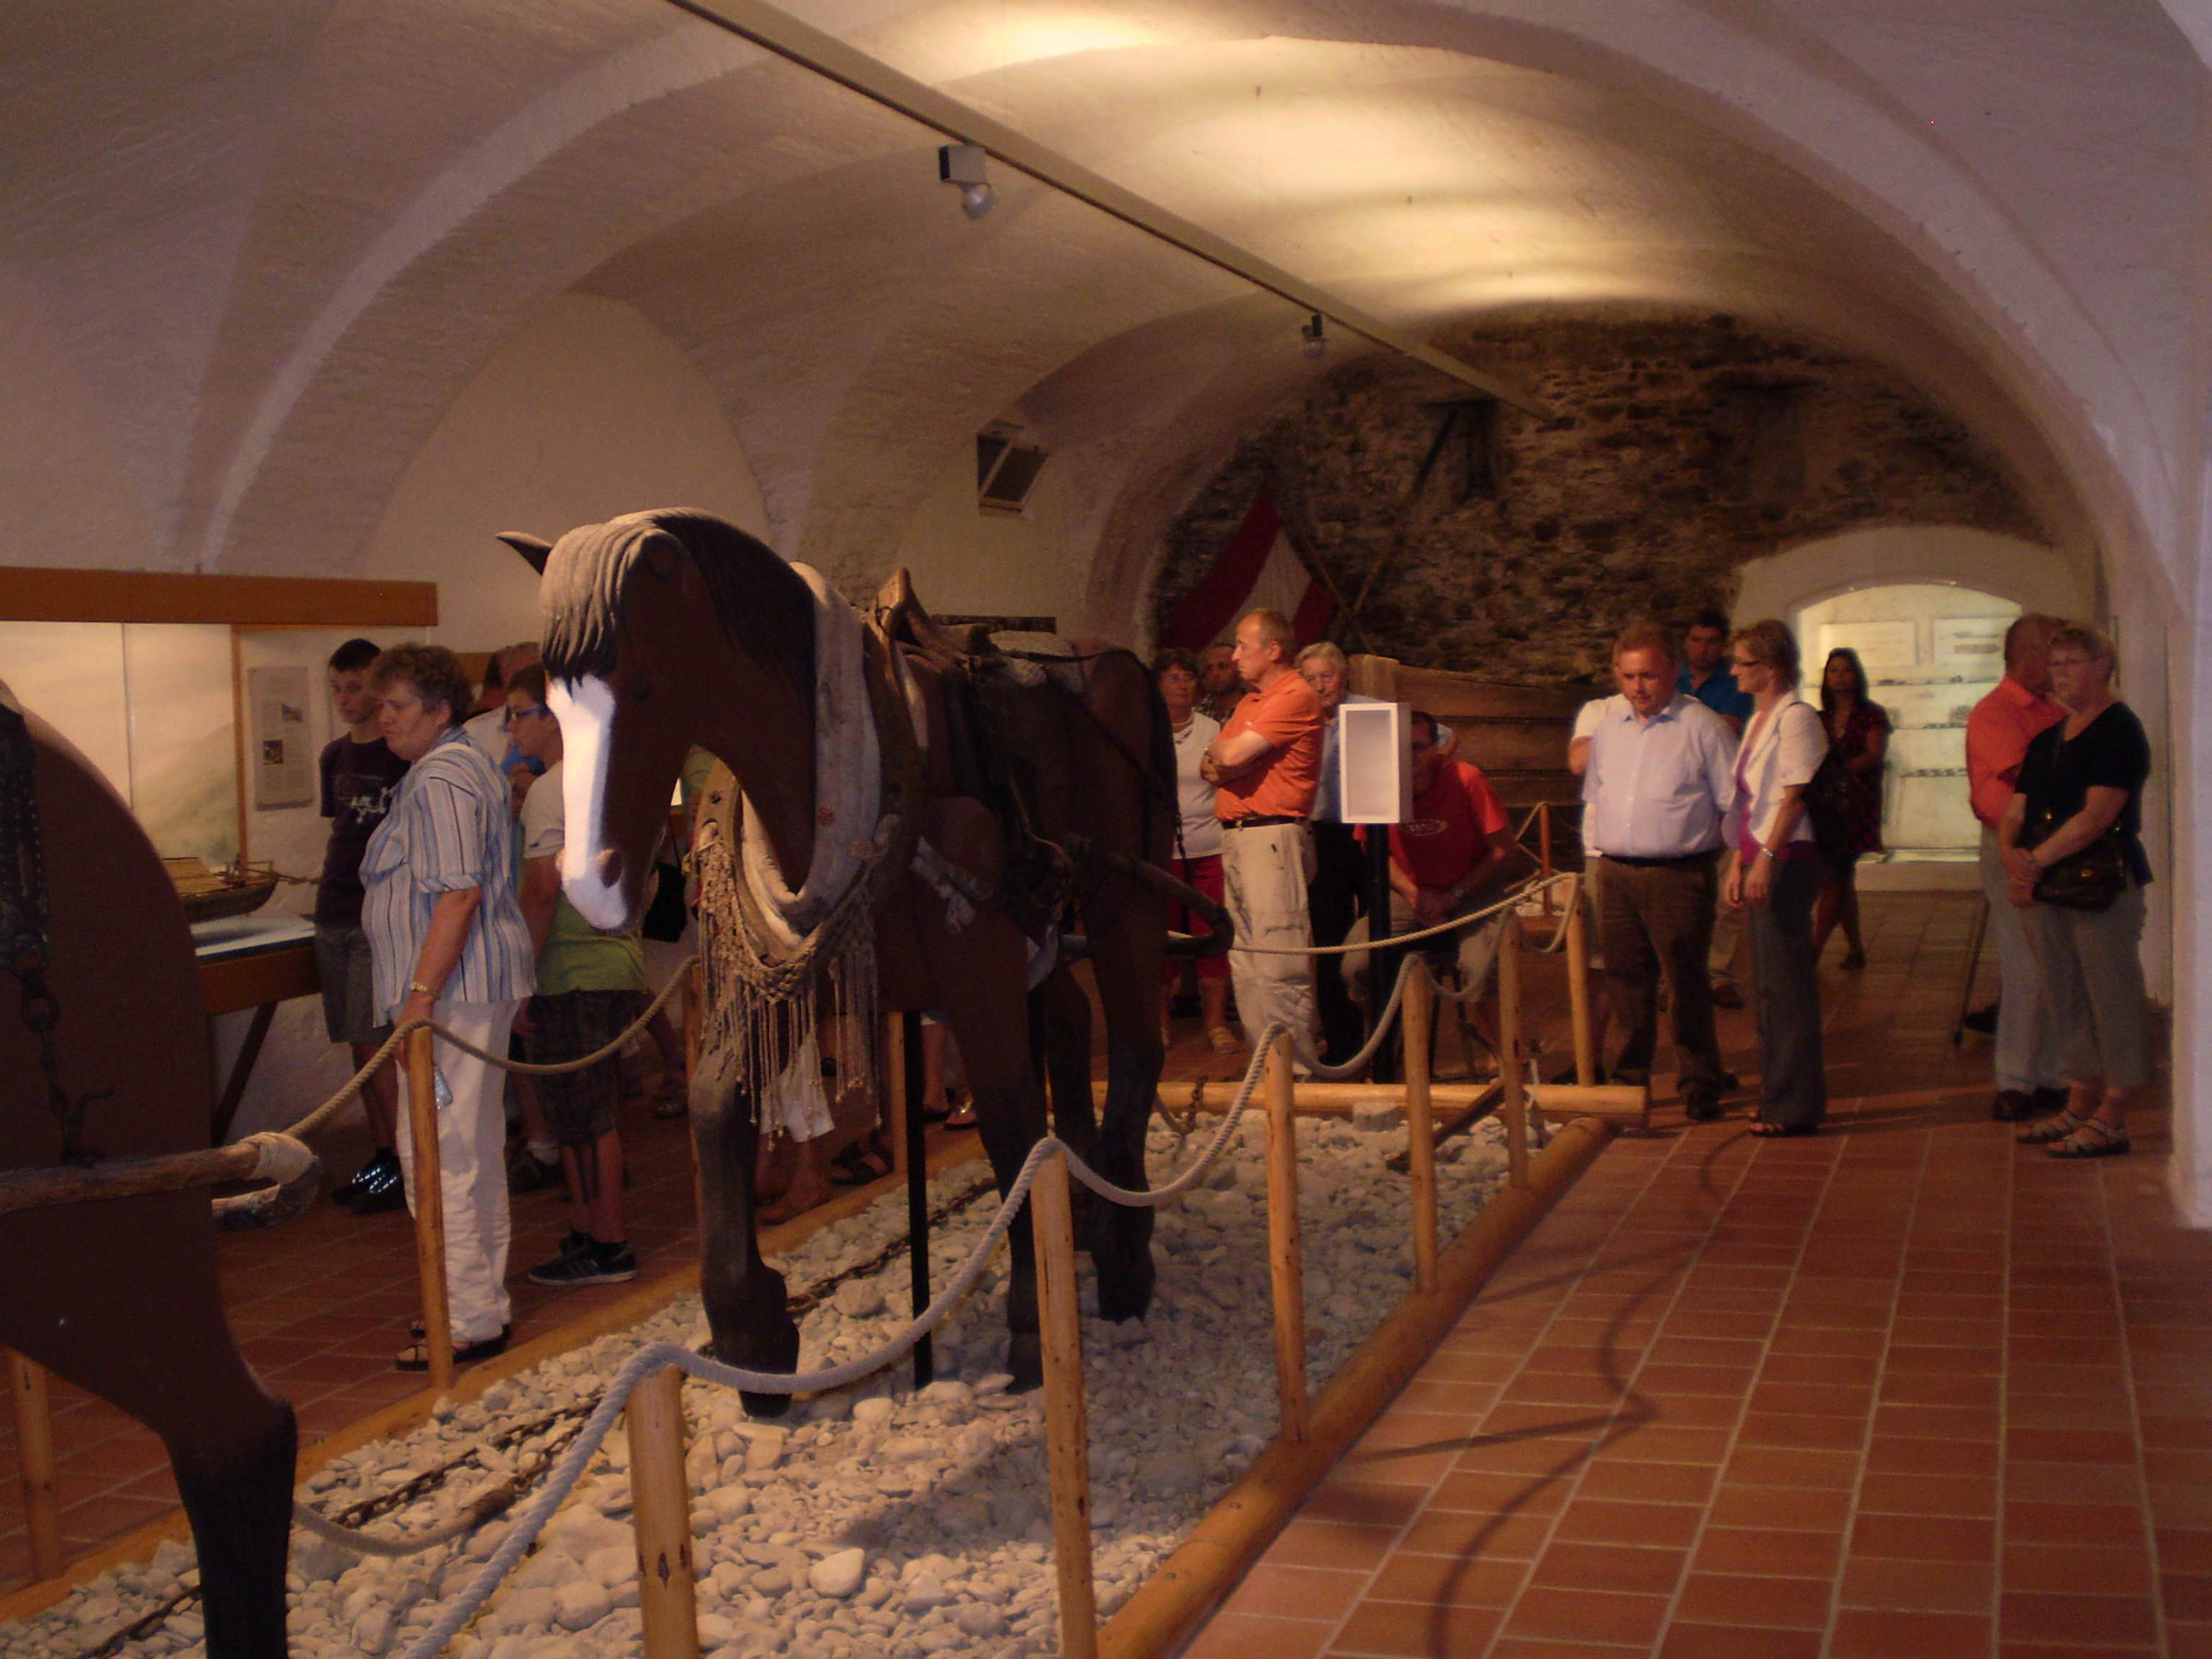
[1997,621,2152,1158]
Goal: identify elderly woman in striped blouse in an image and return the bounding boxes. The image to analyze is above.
[361,644,536,1371]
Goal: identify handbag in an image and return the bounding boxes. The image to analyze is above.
[2032,833,2128,912]
[1804,757,1856,864]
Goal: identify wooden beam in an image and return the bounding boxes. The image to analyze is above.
[0,568,436,627]
[660,0,1556,418]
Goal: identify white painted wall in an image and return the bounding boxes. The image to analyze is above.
[357,294,769,652]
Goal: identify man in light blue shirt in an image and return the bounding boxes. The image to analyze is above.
[1583,622,1737,1119]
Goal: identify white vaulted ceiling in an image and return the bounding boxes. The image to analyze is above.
[3,0,2205,627]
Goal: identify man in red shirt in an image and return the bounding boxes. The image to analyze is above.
[1203,608,1323,1055]
[1344,711,1517,1052]
[1964,613,2069,1120]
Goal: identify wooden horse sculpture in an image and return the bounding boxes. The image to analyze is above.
[506,509,1172,1407]
[0,704,295,1657]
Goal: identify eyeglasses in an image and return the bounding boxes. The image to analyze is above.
[509,705,554,723]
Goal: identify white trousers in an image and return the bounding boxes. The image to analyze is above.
[396,997,523,1346]
[1221,822,1318,1057]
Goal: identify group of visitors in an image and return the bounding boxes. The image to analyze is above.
[1575,606,2151,1151]
[1155,608,1524,1070]
[310,639,664,1372]
[1972,616,2154,1156]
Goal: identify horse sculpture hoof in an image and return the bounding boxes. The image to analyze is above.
[1005,1334,1045,1394]
[1092,1251,1156,1325]
[719,1316,802,1420]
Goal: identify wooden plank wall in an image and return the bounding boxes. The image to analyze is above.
[1346,654,1589,859]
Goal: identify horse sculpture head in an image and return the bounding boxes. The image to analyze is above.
[506,508,815,932]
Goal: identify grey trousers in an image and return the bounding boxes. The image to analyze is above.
[1745,858,1827,1129]
[2028,880,2152,1091]
[1978,828,2065,1093]
[1222,822,1318,1056]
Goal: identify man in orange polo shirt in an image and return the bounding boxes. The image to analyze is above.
[1965,613,2069,1121]
[1202,608,1324,1055]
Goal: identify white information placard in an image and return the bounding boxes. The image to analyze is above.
[1339,701,1412,825]
[248,664,315,811]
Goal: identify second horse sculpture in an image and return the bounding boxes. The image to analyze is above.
[506,509,1175,1404]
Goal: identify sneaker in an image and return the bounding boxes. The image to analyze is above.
[527,1241,639,1288]
[344,1154,408,1215]
[507,1146,564,1193]
[333,1148,396,1205]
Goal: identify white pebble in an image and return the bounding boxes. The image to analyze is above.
[808,1550,866,1599]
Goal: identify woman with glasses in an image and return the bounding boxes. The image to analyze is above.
[361,644,536,1369]
[1722,620,1830,1137]
[2000,622,2152,1159]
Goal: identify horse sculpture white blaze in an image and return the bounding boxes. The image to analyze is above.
[547,674,630,932]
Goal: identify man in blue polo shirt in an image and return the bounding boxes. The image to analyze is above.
[1679,608,1751,1007]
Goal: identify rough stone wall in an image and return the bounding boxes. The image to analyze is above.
[1151,315,2046,685]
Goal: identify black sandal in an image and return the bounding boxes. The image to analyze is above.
[2046,1118,2129,1159]
[1750,1120,1817,1138]
[830,1141,893,1186]
[396,1326,511,1371]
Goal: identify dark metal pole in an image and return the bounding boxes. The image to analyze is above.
[902,1008,934,1388]
[1366,830,1400,1084]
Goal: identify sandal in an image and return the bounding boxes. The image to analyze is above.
[942,1105,978,1130]
[830,1141,893,1187]
[396,1326,511,1372]
[1207,1026,1241,1055]
[2046,1118,2130,1159]
[2018,1107,2090,1145]
[1750,1120,1817,1138]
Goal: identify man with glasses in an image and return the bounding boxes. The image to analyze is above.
[1584,621,1737,1120]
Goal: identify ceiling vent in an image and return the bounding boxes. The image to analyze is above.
[976,430,1048,515]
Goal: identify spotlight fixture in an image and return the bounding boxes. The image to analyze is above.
[938,142,996,220]
[1300,312,1327,359]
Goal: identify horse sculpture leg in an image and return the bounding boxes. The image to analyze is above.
[0,1193,295,1659]
[1078,897,1170,1324]
[688,1051,801,1419]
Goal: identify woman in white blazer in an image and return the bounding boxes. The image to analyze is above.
[1722,620,1831,1136]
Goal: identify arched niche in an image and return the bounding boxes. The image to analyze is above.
[1733,526,2090,624]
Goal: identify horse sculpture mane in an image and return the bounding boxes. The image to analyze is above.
[539,508,816,696]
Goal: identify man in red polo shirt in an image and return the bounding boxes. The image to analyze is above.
[1965,613,2069,1121]
[1345,710,1517,1054]
[1202,608,1323,1055]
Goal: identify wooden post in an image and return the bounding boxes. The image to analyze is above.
[7,1352,61,1581]
[1565,899,1597,1087]
[1264,1033,1310,1441]
[404,1025,455,1391]
[881,1012,908,1180]
[1030,1151,1099,1659]
[1402,962,1439,1295]
[1539,803,1555,915]
[626,1364,701,1659]
[1498,915,1528,1189]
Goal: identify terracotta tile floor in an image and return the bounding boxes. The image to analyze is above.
[1185,889,2204,1659]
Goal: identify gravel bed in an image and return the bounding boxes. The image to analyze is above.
[4,1108,1512,1659]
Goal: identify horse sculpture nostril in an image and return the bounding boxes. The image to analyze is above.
[595,848,625,892]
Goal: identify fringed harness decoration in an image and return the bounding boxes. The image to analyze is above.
[691,565,896,1144]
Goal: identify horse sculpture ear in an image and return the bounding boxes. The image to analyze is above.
[498,532,552,574]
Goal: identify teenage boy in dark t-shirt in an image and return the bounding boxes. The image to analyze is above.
[316,638,410,1211]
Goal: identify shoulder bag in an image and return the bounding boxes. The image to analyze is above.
[2030,819,2128,913]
